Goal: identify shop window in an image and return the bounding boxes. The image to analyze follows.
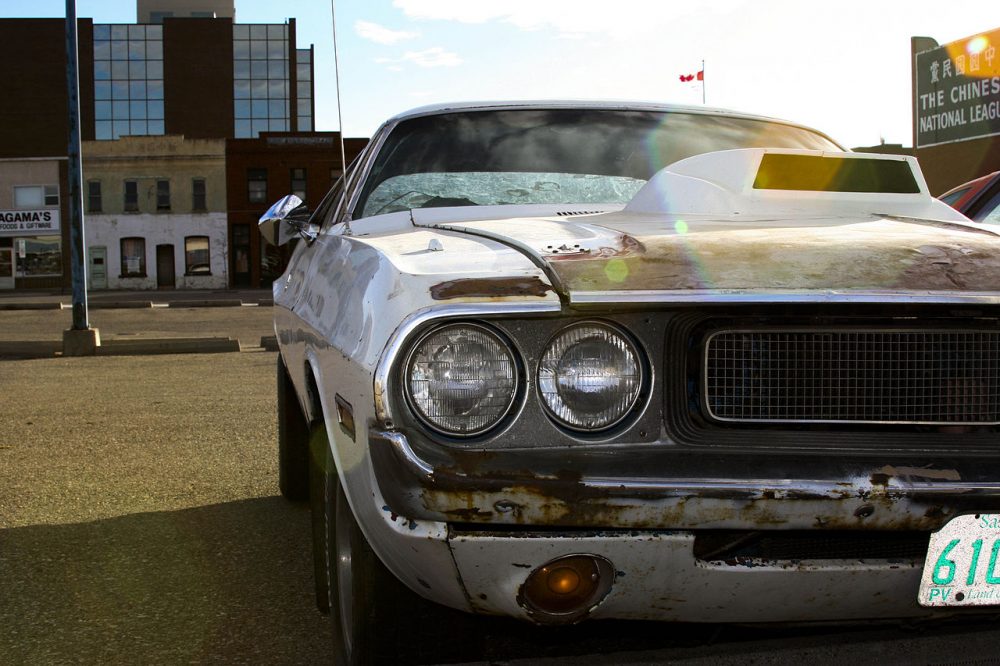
[14,237,62,277]
[184,236,211,275]
[192,178,206,211]
[291,168,307,202]
[120,237,146,276]
[248,168,268,203]
[156,179,170,211]
[88,181,102,212]
[124,180,139,212]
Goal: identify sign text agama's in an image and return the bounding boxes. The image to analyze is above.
[0,209,61,237]
[916,27,1000,148]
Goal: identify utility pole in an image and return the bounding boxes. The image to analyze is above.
[702,59,706,105]
[62,0,100,355]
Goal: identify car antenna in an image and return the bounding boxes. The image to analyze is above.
[330,0,350,234]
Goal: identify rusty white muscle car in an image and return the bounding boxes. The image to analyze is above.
[260,101,1000,664]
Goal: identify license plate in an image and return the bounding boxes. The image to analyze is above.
[919,513,1000,606]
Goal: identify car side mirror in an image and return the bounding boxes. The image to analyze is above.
[258,194,315,246]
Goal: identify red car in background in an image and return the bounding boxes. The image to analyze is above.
[940,171,1000,224]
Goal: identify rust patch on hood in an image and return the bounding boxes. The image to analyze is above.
[547,219,1000,293]
[430,276,552,300]
[545,233,647,261]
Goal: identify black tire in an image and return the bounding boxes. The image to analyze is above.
[308,423,332,614]
[277,354,310,502]
[316,428,480,665]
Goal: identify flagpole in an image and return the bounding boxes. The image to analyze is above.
[702,59,706,105]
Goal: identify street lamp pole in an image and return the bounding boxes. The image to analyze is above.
[63,0,100,354]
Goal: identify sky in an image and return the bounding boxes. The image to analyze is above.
[3,1,997,147]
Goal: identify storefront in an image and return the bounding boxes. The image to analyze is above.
[0,159,68,290]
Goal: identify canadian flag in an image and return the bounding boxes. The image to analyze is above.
[679,71,704,82]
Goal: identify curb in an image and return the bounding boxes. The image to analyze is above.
[88,301,156,309]
[96,337,242,355]
[168,299,245,308]
[0,341,62,358]
[0,303,62,311]
[0,337,245,359]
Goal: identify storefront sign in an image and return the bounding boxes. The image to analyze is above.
[0,209,61,236]
[916,27,1000,148]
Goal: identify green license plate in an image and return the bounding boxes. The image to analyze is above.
[919,513,1000,606]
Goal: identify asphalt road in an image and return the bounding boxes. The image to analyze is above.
[4,315,1000,664]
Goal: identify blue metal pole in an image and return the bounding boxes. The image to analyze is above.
[65,0,89,330]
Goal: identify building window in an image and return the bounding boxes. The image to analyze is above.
[296,47,314,131]
[124,180,139,212]
[248,168,268,203]
[291,168,306,201]
[93,23,165,140]
[184,236,211,275]
[13,185,59,208]
[233,23,290,138]
[120,237,146,276]
[156,179,170,211]
[88,181,102,212]
[192,178,206,211]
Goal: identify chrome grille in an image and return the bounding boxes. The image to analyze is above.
[704,329,1000,424]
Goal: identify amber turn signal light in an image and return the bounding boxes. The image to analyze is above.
[520,555,614,622]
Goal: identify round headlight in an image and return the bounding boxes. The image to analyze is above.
[538,322,644,431]
[405,323,519,436]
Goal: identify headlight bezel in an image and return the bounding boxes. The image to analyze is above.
[401,321,524,439]
[537,320,649,433]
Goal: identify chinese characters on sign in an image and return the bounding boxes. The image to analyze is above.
[916,28,1000,148]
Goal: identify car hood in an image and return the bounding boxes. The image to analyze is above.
[409,148,1000,303]
[412,211,1000,300]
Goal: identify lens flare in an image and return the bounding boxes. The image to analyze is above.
[967,36,989,55]
[603,258,629,283]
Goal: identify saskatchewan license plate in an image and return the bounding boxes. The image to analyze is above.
[919,513,1000,606]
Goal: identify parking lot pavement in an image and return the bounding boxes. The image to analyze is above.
[0,352,332,664]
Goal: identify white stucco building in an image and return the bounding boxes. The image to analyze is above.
[83,135,228,290]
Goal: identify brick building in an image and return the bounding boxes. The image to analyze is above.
[226,133,367,287]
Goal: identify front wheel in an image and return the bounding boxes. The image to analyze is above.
[313,426,480,664]
[277,354,309,501]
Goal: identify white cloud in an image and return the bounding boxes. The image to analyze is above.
[390,0,736,39]
[354,19,419,45]
[377,47,463,69]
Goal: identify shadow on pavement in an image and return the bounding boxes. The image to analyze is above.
[5,494,990,665]
[0,496,331,665]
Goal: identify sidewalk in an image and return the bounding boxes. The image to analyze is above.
[0,289,278,359]
[0,288,274,310]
